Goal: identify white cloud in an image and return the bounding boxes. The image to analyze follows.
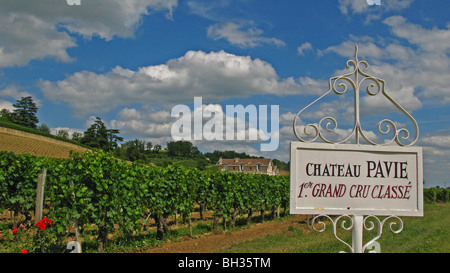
[279,112,297,127]
[295,76,329,95]
[39,50,306,118]
[383,16,450,53]
[0,86,33,100]
[51,127,84,138]
[419,132,450,187]
[0,13,76,67]
[319,37,383,59]
[420,134,450,151]
[108,101,279,153]
[189,0,285,49]
[300,100,354,123]
[337,0,414,23]
[59,0,178,40]
[199,141,263,157]
[0,0,178,67]
[315,16,450,118]
[297,42,313,55]
[0,85,42,107]
[338,0,413,15]
[0,100,14,112]
[110,107,173,139]
[338,0,370,15]
[187,0,232,21]
[207,22,286,48]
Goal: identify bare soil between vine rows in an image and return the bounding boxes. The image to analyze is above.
[143,214,308,253]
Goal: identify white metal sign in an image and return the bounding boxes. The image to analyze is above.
[290,142,423,217]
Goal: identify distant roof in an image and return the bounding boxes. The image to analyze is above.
[217,158,272,166]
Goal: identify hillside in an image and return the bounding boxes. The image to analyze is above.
[0,122,289,172]
[0,126,89,158]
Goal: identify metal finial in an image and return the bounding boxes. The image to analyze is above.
[293,44,419,146]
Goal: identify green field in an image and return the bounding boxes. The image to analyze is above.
[223,203,449,253]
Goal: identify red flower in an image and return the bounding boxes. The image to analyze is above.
[35,221,46,230]
[45,218,53,226]
[41,217,53,226]
[20,249,27,253]
[12,227,18,234]
[35,217,53,230]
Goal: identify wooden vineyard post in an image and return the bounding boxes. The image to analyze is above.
[35,169,47,224]
[68,190,82,253]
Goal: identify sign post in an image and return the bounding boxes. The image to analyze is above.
[290,46,423,253]
[290,143,423,252]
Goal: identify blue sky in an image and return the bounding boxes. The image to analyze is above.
[0,0,449,188]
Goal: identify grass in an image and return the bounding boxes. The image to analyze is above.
[222,203,449,253]
[1,204,447,253]
[103,222,216,253]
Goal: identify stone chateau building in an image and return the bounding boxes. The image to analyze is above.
[216,157,279,176]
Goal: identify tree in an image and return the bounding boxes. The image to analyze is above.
[71,132,83,141]
[56,130,70,139]
[37,123,51,133]
[153,144,161,153]
[12,96,39,128]
[166,140,201,158]
[167,141,192,157]
[80,117,123,151]
[0,109,12,122]
[146,142,153,152]
[122,139,146,161]
[204,150,261,163]
[80,117,109,149]
[106,128,123,151]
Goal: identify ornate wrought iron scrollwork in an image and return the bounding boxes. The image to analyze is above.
[293,45,419,146]
[312,214,404,253]
[312,214,354,253]
[362,215,404,252]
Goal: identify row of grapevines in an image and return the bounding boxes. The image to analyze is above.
[0,150,289,250]
[0,152,45,225]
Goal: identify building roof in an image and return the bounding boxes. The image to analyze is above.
[217,157,272,166]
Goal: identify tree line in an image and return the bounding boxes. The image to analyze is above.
[0,97,123,151]
[0,96,289,170]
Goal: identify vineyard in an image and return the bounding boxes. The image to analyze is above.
[0,126,89,158]
[0,150,289,252]
[1,148,448,253]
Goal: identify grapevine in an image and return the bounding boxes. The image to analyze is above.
[0,150,290,251]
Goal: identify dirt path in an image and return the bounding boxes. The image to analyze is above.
[144,215,307,253]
